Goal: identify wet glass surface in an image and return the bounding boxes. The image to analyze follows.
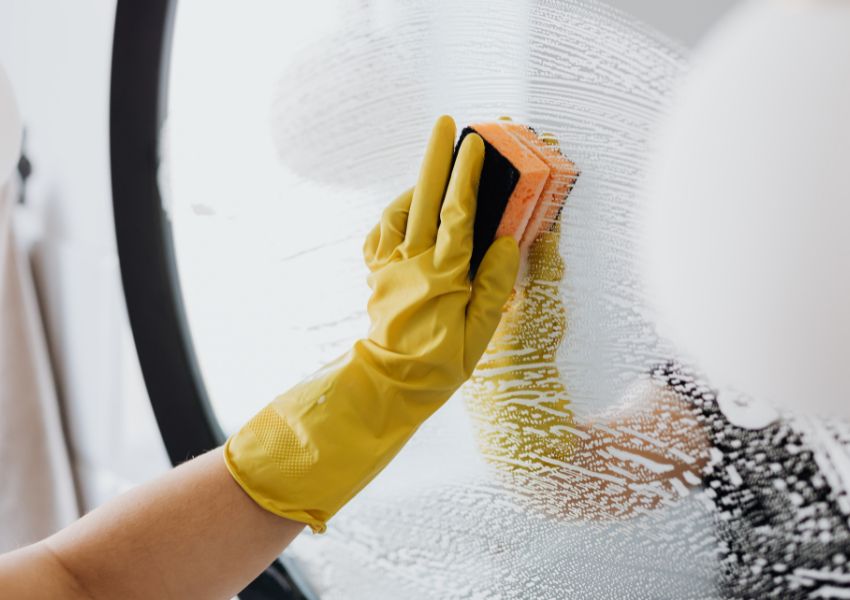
[163,1,850,598]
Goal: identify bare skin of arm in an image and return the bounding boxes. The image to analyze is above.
[0,448,303,600]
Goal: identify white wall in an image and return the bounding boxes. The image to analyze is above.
[0,1,170,513]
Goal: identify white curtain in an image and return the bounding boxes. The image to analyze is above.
[0,178,79,552]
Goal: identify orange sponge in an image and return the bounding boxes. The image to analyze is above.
[469,122,551,242]
[501,122,579,250]
[457,120,578,276]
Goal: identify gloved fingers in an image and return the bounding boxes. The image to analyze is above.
[378,188,414,259]
[464,236,520,373]
[403,115,456,255]
[434,132,484,272]
[363,188,414,269]
[363,223,381,267]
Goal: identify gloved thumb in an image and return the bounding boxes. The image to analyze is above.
[464,236,520,374]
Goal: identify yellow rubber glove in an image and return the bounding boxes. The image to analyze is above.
[224,115,520,532]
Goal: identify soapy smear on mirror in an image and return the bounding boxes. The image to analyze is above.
[164,0,850,597]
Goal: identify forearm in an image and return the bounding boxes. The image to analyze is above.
[0,448,303,600]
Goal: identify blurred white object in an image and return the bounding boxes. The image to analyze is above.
[0,63,21,184]
[0,63,78,551]
[643,0,850,419]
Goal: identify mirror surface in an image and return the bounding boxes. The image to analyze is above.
[163,2,850,598]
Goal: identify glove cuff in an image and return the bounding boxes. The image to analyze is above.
[224,346,429,533]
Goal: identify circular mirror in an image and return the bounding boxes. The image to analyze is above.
[111,1,850,598]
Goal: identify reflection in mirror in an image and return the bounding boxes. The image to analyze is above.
[163,1,850,598]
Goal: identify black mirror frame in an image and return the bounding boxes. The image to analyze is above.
[109,1,311,598]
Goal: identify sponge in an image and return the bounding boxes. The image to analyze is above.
[501,122,579,251]
[456,126,521,277]
[458,120,578,276]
